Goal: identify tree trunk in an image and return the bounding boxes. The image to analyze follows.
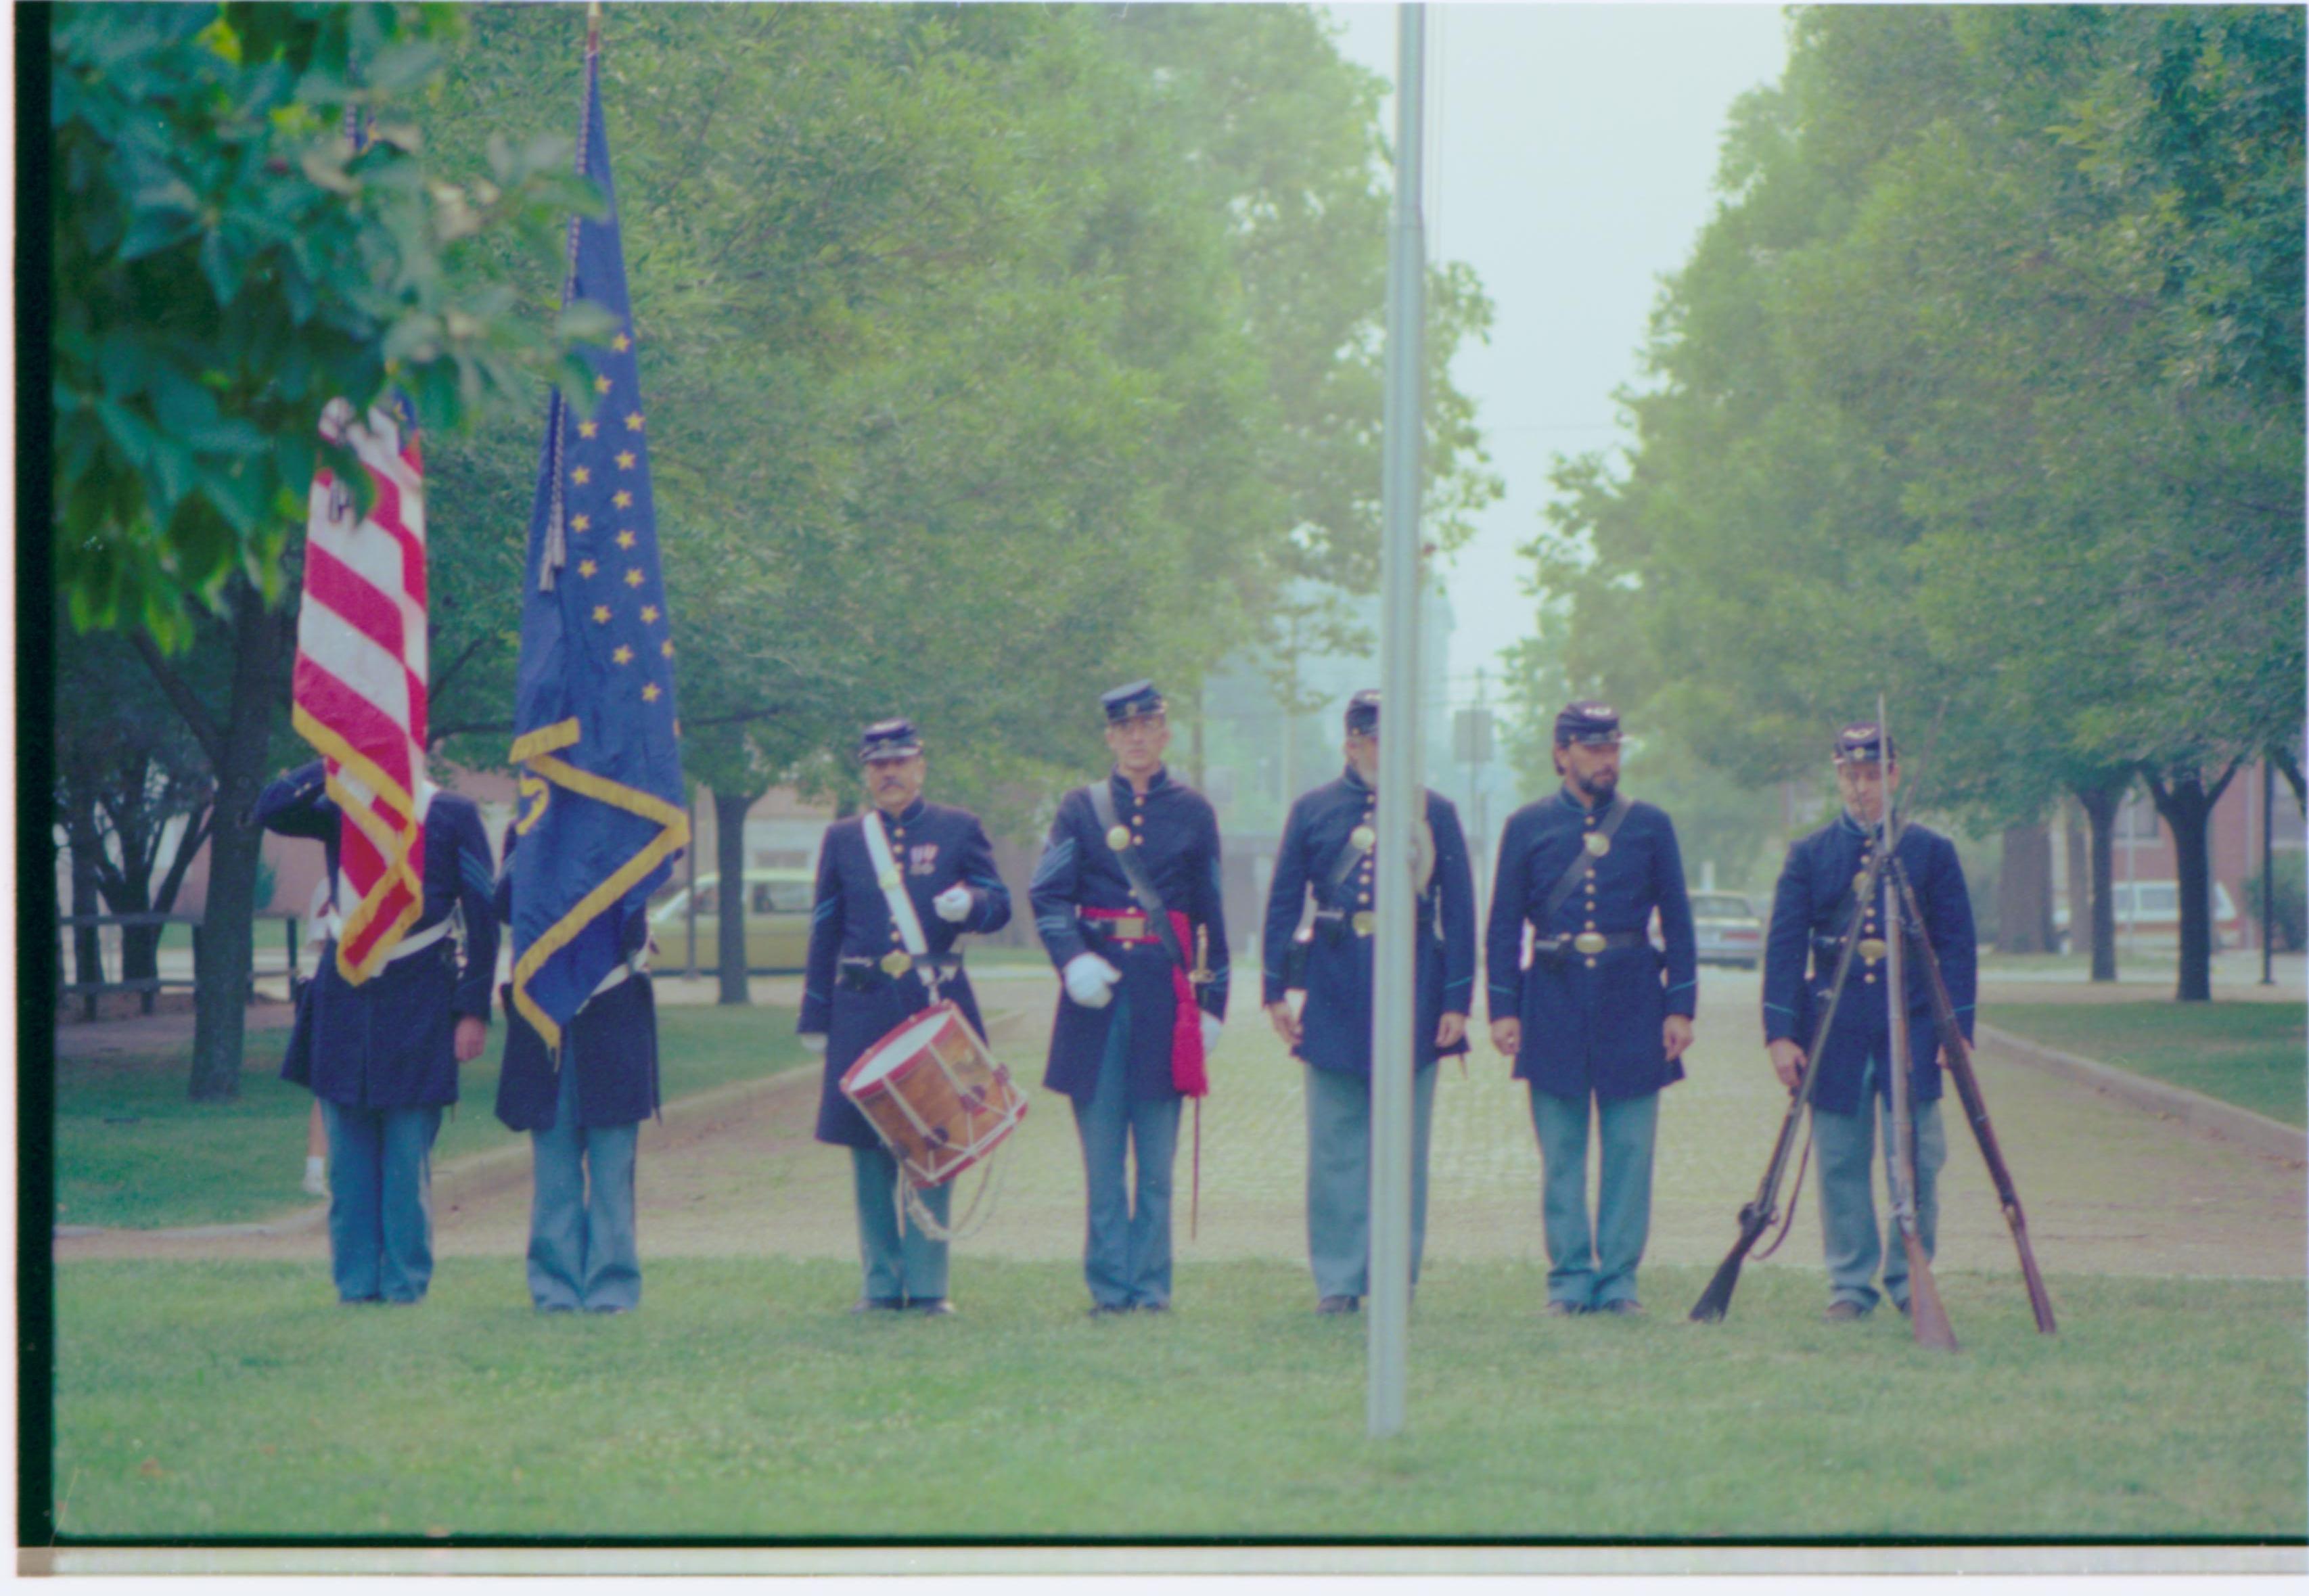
[2061,798,2089,958]
[713,785,760,1006]
[2147,762,2241,1004]
[2274,744,2306,812]
[2074,781,2123,984]
[67,821,104,1022]
[1995,822,2055,954]
[183,580,293,1101]
[114,873,160,1014]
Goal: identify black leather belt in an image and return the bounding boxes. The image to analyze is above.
[1531,930,1646,959]
[838,953,961,990]
[1080,909,1163,947]
[1312,907,1380,940]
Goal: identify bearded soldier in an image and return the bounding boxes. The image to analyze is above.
[1486,701,1697,1317]
[1262,689,1476,1315]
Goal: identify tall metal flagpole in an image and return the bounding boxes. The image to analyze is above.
[1369,0,1427,1441]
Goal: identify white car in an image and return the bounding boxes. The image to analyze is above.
[1689,891,1764,969]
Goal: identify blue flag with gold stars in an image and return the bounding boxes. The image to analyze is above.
[508,27,687,1051]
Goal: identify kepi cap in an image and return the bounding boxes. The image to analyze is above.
[858,716,923,762]
[1553,700,1622,747]
[1101,680,1167,724]
[1344,689,1381,735]
[1833,721,1895,765]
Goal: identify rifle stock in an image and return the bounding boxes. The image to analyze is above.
[1689,845,1890,1325]
[1691,1179,1778,1322]
[1879,698,1959,1352]
[1892,860,2057,1334]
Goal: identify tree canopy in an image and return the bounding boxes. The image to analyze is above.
[50,1,612,650]
[414,4,1496,838]
[1509,5,2301,988]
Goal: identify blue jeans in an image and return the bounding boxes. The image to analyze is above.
[850,1145,953,1303]
[1528,1085,1660,1309]
[321,1101,442,1304]
[527,1057,641,1312]
[1070,991,1183,1308]
[1305,1062,1437,1300]
[1812,1059,1946,1312]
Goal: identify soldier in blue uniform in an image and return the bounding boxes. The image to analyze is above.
[1761,721,1976,1323]
[1262,689,1476,1315]
[1486,702,1697,1317]
[1030,681,1230,1316]
[799,718,1013,1316]
[254,760,499,1304]
[493,825,660,1313]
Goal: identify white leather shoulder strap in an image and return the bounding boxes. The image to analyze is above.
[860,811,930,957]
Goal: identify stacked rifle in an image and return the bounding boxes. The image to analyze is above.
[1690,698,2057,1346]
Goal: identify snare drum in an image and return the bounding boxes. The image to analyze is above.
[839,1001,1028,1187]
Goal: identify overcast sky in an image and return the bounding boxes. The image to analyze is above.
[1321,3,1790,718]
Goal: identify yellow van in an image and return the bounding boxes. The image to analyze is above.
[647,870,816,973]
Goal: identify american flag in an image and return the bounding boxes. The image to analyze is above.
[290,396,431,984]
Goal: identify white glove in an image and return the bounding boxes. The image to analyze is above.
[798,1032,828,1054]
[933,884,972,924]
[1200,1013,1223,1057]
[1064,953,1122,1009]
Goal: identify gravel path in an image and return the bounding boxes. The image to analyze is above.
[55,966,2305,1283]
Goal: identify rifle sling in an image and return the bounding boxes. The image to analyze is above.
[1534,792,1631,932]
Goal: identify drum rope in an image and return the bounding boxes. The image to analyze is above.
[894,1149,1006,1245]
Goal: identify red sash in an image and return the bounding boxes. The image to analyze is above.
[1080,907,1208,1098]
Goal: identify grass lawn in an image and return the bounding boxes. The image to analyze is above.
[54,1006,811,1230]
[1983,1000,2308,1128]
[48,1257,2304,1541]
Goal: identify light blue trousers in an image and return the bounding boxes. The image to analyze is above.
[527,1058,641,1312]
[1070,991,1182,1309]
[1528,1085,1660,1310]
[321,1101,442,1304]
[1812,1059,1946,1313]
[1305,1062,1438,1300]
[850,1144,953,1304]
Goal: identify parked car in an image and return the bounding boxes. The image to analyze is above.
[647,869,816,973]
[2053,879,2243,951]
[1689,890,1765,969]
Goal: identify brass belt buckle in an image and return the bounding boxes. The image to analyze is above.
[881,949,913,978]
[1857,938,1888,963]
[1351,910,1375,937]
[1574,932,1607,956]
[1115,914,1147,940]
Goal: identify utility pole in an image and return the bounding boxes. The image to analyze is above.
[1369,0,1425,1442]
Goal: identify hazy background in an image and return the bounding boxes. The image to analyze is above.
[1322,3,1790,721]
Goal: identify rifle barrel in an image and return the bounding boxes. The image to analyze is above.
[1892,859,2057,1334]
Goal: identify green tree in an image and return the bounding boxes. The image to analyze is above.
[1518,5,2302,996]
[52,1,611,1095]
[53,619,216,1011]
[407,5,1500,1004]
